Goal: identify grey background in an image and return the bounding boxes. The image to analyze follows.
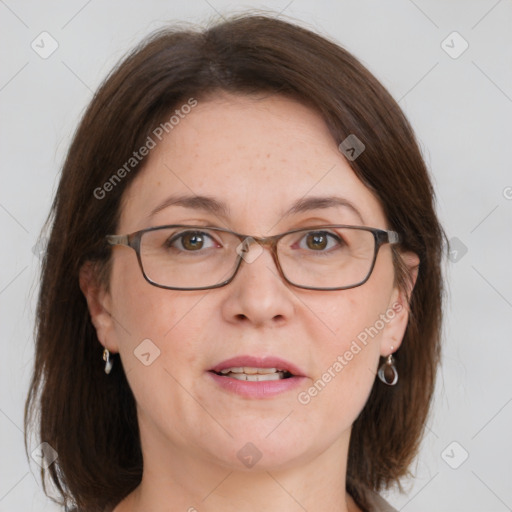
[1,0,511,511]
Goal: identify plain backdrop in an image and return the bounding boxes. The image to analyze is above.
[1,1,511,511]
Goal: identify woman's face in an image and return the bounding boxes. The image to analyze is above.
[89,93,413,472]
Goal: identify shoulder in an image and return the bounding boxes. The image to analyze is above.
[364,490,399,512]
[66,508,114,512]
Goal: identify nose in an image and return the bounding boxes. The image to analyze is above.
[220,240,296,327]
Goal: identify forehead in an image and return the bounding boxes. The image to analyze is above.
[119,93,387,233]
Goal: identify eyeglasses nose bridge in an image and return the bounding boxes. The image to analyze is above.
[236,234,280,267]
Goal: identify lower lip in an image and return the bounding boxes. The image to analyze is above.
[207,371,306,399]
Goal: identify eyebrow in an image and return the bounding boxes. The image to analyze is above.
[148,194,364,224]
[149,194,230,218]
[284,196,365,224]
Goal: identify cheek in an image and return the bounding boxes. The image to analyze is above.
[304,278,393,357]
[295,293,384,433]
[304,291,383,384]
[108,254,207,366]
[107,259,212,422]
[297,258,396,412]
[312,246,395,324]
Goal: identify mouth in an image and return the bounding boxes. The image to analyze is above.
[207,355,305,398]
[211,367,294,381]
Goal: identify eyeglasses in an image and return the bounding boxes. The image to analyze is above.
[106,224,400,291]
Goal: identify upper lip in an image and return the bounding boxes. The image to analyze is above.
[209,355,305,377]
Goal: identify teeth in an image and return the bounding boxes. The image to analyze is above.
[220,367,243,374]
[216,366,293,381]
[227,372,285,382]
[219,366,280,375]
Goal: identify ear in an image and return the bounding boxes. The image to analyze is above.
[79,261,119,353]
[380,250,420,356]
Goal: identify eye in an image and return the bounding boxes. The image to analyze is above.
[299,231,342,251]
[167,230,219,251]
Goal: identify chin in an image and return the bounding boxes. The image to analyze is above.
[196,421,324,472]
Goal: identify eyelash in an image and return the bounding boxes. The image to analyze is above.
[165,230,220,251]
[165,229,345,253]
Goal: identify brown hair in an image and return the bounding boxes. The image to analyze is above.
[25,13,445,512]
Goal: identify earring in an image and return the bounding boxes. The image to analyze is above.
[103,348,113,375]
[377,349,398,386]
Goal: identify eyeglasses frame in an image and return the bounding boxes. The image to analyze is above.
[106,224,400,291]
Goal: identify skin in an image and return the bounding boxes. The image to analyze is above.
[80,92,418,512]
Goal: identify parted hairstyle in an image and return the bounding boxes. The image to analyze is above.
[25,13,445,512]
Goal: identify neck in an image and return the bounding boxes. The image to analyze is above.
[115,425,361,512]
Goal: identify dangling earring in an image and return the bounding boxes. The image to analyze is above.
[378,348,398,386]
[103,348,113,374]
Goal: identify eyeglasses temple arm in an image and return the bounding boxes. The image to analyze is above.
[106,234,129,246]
[387,231,400,244]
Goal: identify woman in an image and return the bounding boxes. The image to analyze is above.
[25,13,445,512]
